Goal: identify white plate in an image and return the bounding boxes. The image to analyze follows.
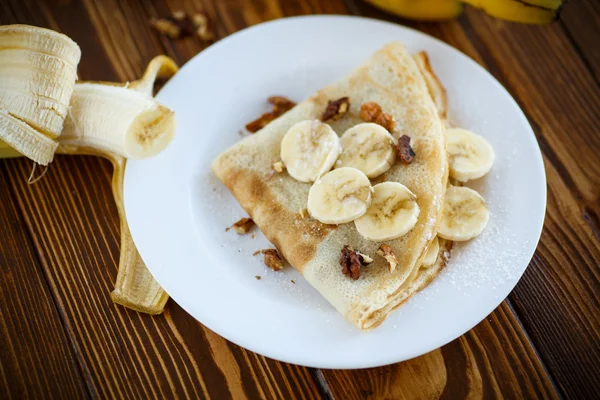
[124,15,546,369]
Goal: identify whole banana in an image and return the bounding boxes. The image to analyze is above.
[364,0,564,24]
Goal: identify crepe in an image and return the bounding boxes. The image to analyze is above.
[212,42,449,330]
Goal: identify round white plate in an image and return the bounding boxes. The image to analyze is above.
[124,15,546,369]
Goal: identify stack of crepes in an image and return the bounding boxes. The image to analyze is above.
[213,42,453,330]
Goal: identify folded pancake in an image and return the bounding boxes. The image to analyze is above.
[212,42,448,330]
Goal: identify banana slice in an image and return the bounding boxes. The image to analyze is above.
[336,122,396,178]
[307,167,372,224]
[421,236,440,266]
[280,120,341,182]
[438,186,489,241]
[355,182,420,241]
[446,128,494,182]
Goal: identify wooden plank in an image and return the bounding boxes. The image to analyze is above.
[0,164,88,399]
[322,303,558,399]
[457,10,600,398]
[560,0,600,82]
[4,155,323,399]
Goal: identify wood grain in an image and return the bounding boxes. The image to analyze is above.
[0,165,88,399]
[560,0,600,83]
[3,155,324,399]
[0,0,597,398]
[457,10,600,398]
[323,302,559,399]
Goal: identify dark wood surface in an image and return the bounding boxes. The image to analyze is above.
[1,0,599,398]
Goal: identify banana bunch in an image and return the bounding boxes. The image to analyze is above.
[365,0,564,24]
[0,24,178,314]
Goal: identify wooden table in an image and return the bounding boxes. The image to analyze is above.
[1,0,598,398]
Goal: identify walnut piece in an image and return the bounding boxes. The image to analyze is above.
[340,245,372,280]
[151,11,214,41]
[192,13,214,41]
[357,252,373,264]
[396,135,415,164]
[273,161,285,173]
[260,249,285,271]
[245,96,296,133]
[268,96,296,113]
[150,18,184,39]
[360,102,396,132]
[226,217,254,234]
[245,113,277,133]
[321,97,350,122]
[377,244,399,273]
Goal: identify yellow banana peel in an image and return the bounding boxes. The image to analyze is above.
[367,0,463,20]
[0,139,22,159]
[364,0,564,24]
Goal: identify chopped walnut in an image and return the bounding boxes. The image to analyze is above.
[150,18,184,39]
[321,97,350,122]
[245,112,277,133]
[396,135,415,164]
[360,102,396,132]
[357,252,373,264]
[273,161,285,173]
[226,217,254,234]
[245,96,296,133]
[192,13,214,41]
[255,275,261,280]
[260,249,285,271]
[268,96,296,113]
[377,244,399,273]
[151,11,213,41]
[340,245,372,280]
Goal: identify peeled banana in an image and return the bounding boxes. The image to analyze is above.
[0,25,81,164]
[364,0,564,24]
[0,24,178,314]
[59,83,175,159]
[281,120,342,182]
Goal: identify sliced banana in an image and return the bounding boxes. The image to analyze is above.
[355,182,420,241]
[446,128,494,182]
[307,167,372,224]
[438,186,489,241]
[336,122,396,178]
[280,119,341,182]
[421,236,440,266]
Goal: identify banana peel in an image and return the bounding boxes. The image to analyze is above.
[367,0,463,20]
[364,0,564,23]
[2,55,177,315]
[61,56,177,314]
